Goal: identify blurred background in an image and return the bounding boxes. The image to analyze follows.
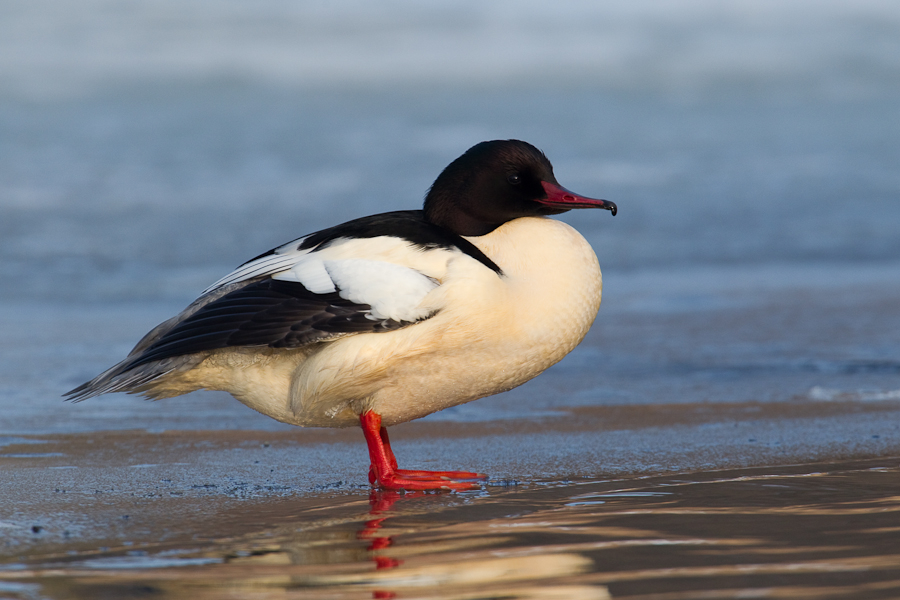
[1,0,898,434]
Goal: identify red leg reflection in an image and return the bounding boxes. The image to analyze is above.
[359,491,408,599]
[360,411,486,491]
[359,491,404,570]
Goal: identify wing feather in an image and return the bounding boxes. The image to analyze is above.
[128,278,422,369]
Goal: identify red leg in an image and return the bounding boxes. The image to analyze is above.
[360,411,486,491]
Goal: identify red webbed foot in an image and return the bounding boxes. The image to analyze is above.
[361,411,487,491]
[377,470,484,491]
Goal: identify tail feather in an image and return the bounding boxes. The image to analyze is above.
[64,354,202,402]
[63,282,247,402]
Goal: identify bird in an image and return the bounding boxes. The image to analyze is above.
[66,139,617,491]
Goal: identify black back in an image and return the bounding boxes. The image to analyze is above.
[241,211,501,274]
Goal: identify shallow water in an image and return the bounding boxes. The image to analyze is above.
[2,457,899,599]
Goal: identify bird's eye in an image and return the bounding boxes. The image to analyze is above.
[507,173,522,185]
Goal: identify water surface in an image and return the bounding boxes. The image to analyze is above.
[2,457,898,599]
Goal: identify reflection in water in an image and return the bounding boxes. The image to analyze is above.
[2,458,900,599]
[362,491,406,599]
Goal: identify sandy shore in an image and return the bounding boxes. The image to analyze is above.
[3,398,898,557]
[2,449,899,599]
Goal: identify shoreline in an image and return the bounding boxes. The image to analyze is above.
[3,398,899,558]
[2,455,898,599]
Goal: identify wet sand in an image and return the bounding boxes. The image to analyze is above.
[2,399,899,599]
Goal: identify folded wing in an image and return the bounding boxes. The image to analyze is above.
[66,234,444,401]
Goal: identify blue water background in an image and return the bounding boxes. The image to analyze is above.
[1,1,898,434]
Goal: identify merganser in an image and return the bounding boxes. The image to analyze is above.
[66,140,617,491]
